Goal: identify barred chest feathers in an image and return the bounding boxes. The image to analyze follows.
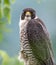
[19,19,31,51]
[19,19,37,65]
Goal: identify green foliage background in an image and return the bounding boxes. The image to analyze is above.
[0,0,23,65]
[0,50,24,65]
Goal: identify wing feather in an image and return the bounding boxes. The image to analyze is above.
[27,18,54,65]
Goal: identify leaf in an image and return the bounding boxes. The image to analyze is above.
[0,6,3,19]
[0,50,9,58]
[0,50,24,65]
[11,0,15,4]
[0,50,10,65]
[4,0,10,6]
[7,13,11,24]
[3,7,11,24]
[0,21,6,31]
[0,21,7,25]
[3,7,10,17]
[0,0,2,3]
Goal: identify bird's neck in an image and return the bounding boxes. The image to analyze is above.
[19,16,38,32]
[19,19,29,33]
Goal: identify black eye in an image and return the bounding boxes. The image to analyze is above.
[25,15,31,17]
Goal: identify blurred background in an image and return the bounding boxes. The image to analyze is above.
[0,0,56,65]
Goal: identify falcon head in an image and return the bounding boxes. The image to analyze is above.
[21,8,36,21]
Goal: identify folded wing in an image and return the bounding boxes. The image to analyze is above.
[27,18,55,65]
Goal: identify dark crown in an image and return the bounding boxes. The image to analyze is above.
[21,8,36,20]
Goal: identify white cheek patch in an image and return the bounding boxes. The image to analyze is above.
[25,16,31,20]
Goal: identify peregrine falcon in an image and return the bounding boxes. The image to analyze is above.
[18,8,55,65]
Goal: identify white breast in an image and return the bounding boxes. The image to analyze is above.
[19,19,29,33]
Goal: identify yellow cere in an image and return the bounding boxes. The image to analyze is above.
[25,12,31,15]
